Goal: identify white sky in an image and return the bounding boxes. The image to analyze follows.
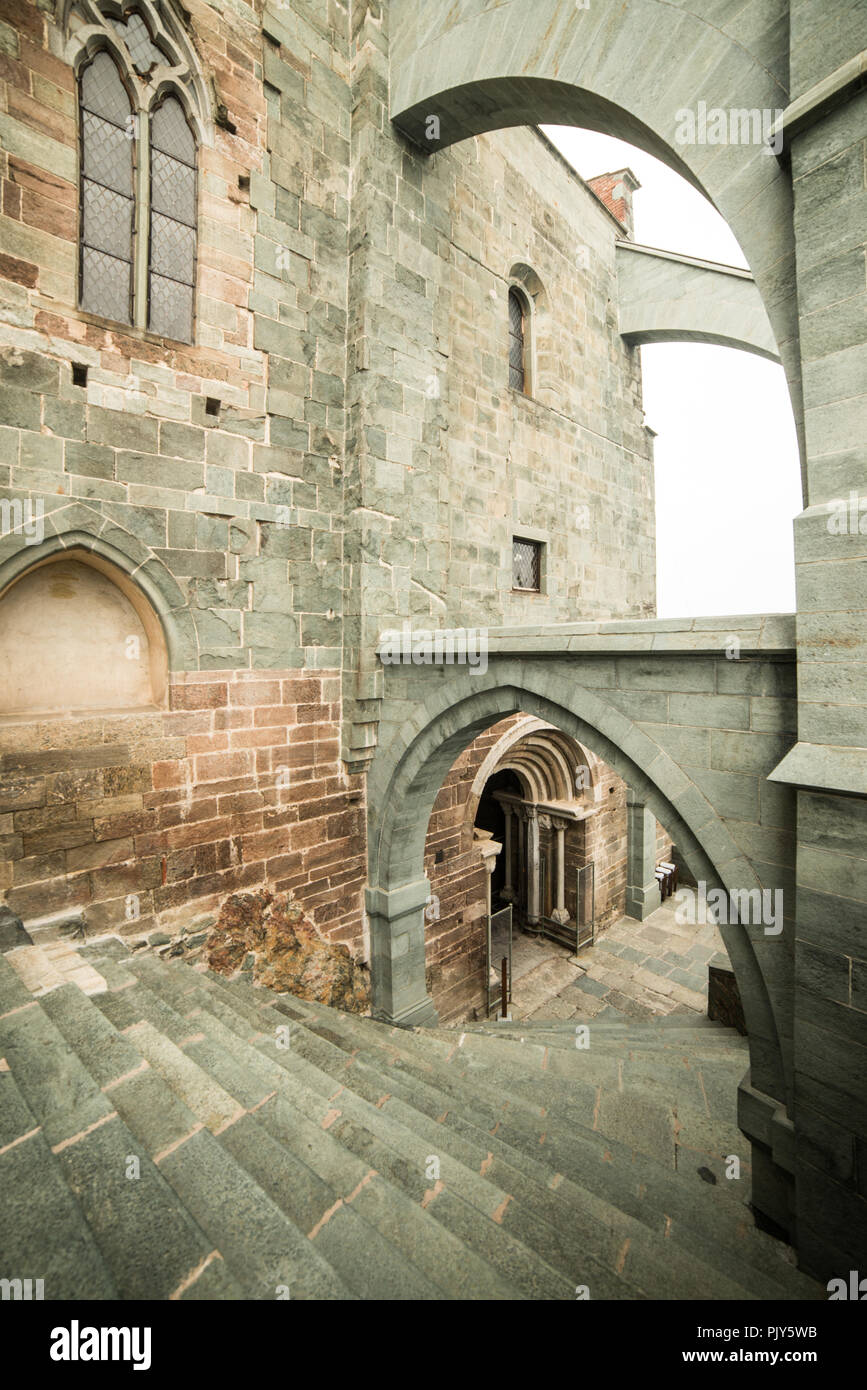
[543,126,802,619]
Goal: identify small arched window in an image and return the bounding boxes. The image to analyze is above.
[508,287,527,392]
[75,4,199,342]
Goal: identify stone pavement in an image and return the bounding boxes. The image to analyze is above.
[506,889,725,1023]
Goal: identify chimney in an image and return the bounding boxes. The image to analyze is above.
[586,168,641,238]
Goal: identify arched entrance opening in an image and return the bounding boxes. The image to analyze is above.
[366,663,792,1232]
[421,712,678,1023]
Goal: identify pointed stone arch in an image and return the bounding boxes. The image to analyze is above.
[366,664,785,1107]
[389,0,805,485]
[60,0,211,138]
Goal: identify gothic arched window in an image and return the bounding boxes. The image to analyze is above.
[73,4,200,342]
[508,287,527,392]
[149,95,197,340]
[79,50,135,324]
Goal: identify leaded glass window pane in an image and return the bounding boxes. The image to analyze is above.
[150,149,196,222]
[150,212,195,284]
[80,246,133,322]
[508,287,525,391]
[79,50,133,325]
[512,538,541,591]
[149,274,193,342]
[82,181,134,259]
[151,97,196,166]
[80,49,130,125]
[110,11,165,75]
[148,96,196,342]
[81,113,133,195]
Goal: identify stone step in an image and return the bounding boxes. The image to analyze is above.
[166,962,819,1299]
[249,984,820,1298]
[397,1028,740,1166]
[110,959,590,1300]
[463,1033,749,1070]
[221,979,746,1191]
[445,1020,737,1043]
[0,987,230,1300]
[44,980,354,1300]
[180,975,732,1298]
[136,957,707,1300]
[433,1026,748,1074]
[65,951,821,1300]
[89,957,547,1300]
[0,1064,119,1300]
[265,1006,805,1299]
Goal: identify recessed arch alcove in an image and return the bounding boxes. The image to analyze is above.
[0,548,169,716]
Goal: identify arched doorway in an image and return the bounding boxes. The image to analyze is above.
[422,713,676,1022]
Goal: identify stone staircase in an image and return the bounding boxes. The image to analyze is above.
[0,941,822,1300]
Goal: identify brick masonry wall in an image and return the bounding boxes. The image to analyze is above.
[0,669,367,946]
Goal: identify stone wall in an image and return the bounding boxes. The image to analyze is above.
[0,0,653,952]
[0,668,366,946]
[0,0,362,945]
[344,3,654,766]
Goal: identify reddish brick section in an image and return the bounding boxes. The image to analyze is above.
[585,169,640,237]
[580,779,628,933]
[0,670,367,952]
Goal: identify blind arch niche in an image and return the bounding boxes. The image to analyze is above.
[0,551,169,717]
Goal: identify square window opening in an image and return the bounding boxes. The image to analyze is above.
[512,537,542,592]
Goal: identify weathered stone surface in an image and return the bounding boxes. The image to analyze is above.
[204,889,370,1013]
[0,905,31,953]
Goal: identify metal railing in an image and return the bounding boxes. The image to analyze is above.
[486,903,513,1017]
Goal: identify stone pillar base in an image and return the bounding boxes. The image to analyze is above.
[371,994,439,1030]
[625,879,660,921]
[738,1072,796,1243]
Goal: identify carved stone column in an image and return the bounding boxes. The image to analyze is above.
[525,804,541,929]
[551,816,571,925]
[501,804,515,901]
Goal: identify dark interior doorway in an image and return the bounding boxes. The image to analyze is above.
[475,768,522,906]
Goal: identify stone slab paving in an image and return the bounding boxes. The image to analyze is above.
[507,889,726,1023]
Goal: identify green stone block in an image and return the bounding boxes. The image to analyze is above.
[168,512,197,549]
[86,406,159,453]
[44,398,85,441]
[160,422,205,461]
[21,432,62,472]
[64,440,115,480]
[0,386,41,431]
